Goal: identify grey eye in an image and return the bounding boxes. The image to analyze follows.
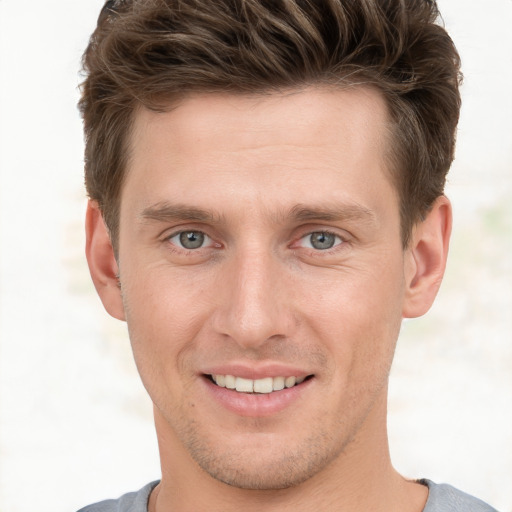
[175,231,206,249]
[304,232,340,250]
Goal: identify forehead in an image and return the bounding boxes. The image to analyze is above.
[123,87,396,220]
[130,86,389,159]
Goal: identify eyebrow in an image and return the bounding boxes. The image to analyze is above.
[287,203,377,226]
[140,202,223,223]
[140,201,377,226]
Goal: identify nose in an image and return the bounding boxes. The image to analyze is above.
[211,247,294,349]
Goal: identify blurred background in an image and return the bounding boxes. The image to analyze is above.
[0,0,511,510]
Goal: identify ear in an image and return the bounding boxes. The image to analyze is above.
[85,200,126,321]
[402,196,452,318]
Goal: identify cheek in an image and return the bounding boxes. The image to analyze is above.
[120,268,211,395]
[122,259,214,335]
[299,260,405,375]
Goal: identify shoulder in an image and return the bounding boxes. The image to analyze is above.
[421,479,500,512]
[76,481,159,512]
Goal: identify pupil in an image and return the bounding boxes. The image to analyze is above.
[180,231,204,249]
[311,232,335,250]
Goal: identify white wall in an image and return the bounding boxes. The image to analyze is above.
[0,1,510,510]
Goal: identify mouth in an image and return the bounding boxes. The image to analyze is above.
[206,374,313,394]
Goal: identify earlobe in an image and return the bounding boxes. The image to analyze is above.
[402,196,452,319]
[85,200,126,321]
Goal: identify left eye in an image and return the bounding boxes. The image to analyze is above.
[169,231,211,250]
[299,231,342,250]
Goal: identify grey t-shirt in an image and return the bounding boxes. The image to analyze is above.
[77,479,499,511]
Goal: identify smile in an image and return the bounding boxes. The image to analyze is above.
[209,374,308,394]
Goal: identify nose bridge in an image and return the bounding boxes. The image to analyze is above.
[215,242,290,347]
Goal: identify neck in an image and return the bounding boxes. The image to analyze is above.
[150,394,428,512]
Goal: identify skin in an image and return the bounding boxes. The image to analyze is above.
[86,87,451,511]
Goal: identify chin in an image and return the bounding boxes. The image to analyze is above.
[197,454,330,490]
[181,424,343,491]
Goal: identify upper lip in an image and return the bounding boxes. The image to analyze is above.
[201,363,311,380]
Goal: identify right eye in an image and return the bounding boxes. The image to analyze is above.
[168,230,212,250]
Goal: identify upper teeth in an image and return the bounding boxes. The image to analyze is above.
[212,375,305,394]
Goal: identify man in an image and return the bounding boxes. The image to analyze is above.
[77,0,498,511]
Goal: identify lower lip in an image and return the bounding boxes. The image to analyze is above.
[202,376,313,417]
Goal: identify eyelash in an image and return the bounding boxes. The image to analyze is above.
[164,229,347,255]
[296,231,345,252]
[165,230,216,251]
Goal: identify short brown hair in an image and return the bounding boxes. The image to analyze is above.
[79,0,462,248]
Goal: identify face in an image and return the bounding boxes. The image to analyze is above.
[116,87,408,489]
